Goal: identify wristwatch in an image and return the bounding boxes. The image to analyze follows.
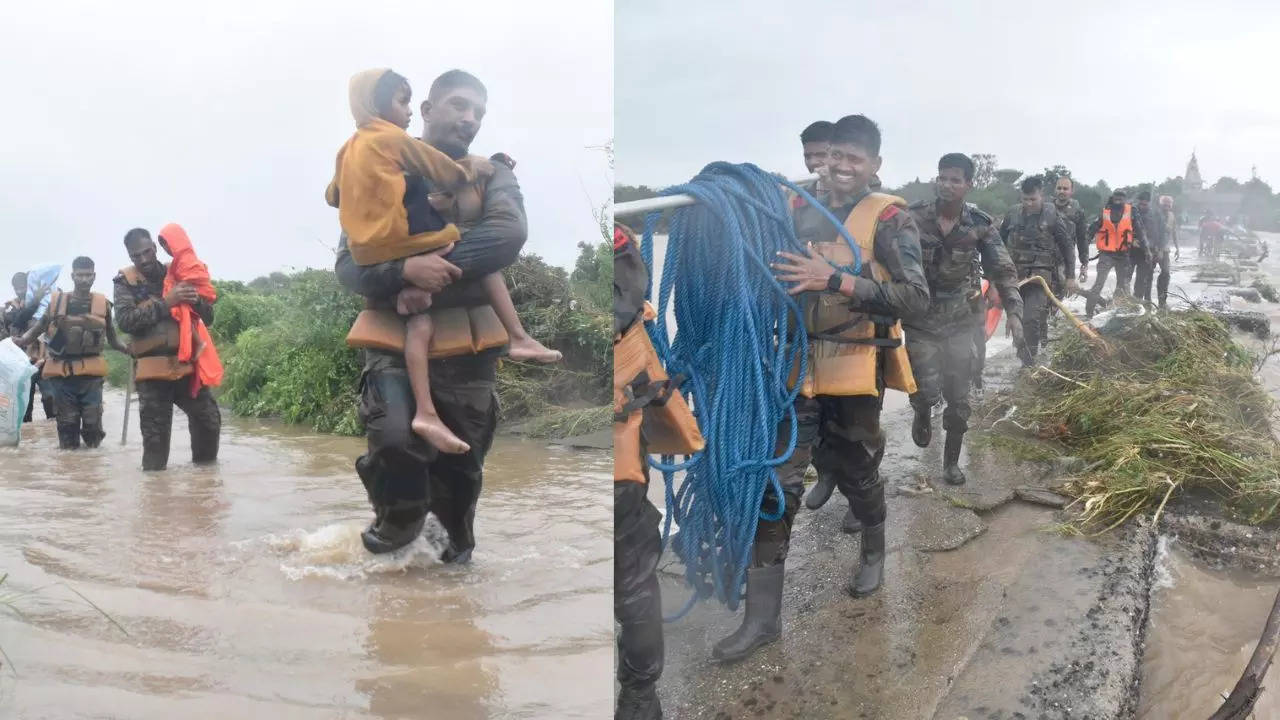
[826,271,844,292]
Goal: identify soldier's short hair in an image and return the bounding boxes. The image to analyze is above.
[124,228,151,247]
[428,69,487,102]
[938,153,974,183]
[1020,176,1043,195]
[831,115,881,156]
[1055,175,1074,188]
[72,256,94,271]
[800,120,835,144]
[1137,190,1151,202]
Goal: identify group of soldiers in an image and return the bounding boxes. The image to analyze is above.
[0,228,222,467]
[611,114,1184,720]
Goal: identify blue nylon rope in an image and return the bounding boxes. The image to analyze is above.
[637,162,861,617]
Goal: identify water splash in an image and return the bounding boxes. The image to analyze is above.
[1152,534,1177,591]
[251,516,450,581]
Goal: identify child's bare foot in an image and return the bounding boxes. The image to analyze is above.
[412,414,470,454]
[508,336,562,363]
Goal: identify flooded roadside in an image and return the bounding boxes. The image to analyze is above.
[1136,230,1280,720]
[0,389,611,719]
[1139,541,1280,720]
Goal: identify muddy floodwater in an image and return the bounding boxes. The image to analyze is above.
[0,389,611,719]
[1140,541,1280,720]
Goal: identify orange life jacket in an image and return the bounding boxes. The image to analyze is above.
[791,193,917,398]
[1096,204,1134,253]
[612,223,705,484]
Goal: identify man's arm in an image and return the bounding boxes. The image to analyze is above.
[1052,214,1076,279]
[998,215,1011,244]
[1074,209,1090,268]
[335,233,408,300]
[979,229,1024,321]
[105,306,131,355]
[15,312,50,347]
[113,274,167,336]
[1132,211,1146,247]
[846,208,931,319]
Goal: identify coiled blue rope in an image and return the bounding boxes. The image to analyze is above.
[638,162,861,618]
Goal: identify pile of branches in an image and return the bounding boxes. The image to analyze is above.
[979,311,1280,531]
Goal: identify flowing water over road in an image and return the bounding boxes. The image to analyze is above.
[0,389,611,719]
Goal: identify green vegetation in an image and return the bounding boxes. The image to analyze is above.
[107,239,612,438]
[978,311,1280,532]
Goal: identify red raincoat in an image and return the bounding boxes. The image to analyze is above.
[158,223,223,397]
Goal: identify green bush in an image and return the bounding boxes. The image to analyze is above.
[107,244,612,439]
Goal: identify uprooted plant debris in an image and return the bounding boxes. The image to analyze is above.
[976,311,1280,532]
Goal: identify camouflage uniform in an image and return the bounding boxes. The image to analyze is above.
[1132,205,1166,305]
[770,192,930,557]
[1000,204,1076,364]
[1085,205,1146,316]
[40,293,118,449]
[906,201,1022,441]
[334,162,526,561]
[114,265,221,471]
[612,224,664,718]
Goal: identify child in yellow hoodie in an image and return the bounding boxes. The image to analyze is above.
[327,68,559,455]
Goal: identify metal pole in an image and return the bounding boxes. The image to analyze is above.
[121,358,134,445]
[614,172,819,218]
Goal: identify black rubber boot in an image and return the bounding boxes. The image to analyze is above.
[42,394,56,420]
[440,542,474,565]
[849,522,885,598]
[942,431,966,486]
[804,470,836,510]
[361,509,425,555]
[911,404,932,448]
[841,507,863,534]
[615,684,662,720]
[711,563,784,663]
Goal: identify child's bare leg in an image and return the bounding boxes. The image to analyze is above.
[481,272,561,363]
[404,313,470,454]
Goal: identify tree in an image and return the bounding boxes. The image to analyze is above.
[1215,176,1243,192]
[888,178,934,205]
[993,168,1023,186]
[972,154,997,188]
[1040,165,1072,190]
[1155,176,1184,199]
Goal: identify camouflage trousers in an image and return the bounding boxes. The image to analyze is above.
[54,375,105,449]
[355,352,499,556]
[905,322,978,435]
[615,475,663,693]
[136,378,221,471]
[762,360,889,566]
[1087,251,1133,316]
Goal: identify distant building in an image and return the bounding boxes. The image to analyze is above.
[1181,151,1242,219]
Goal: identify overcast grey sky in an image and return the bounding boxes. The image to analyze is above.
[0,0,611,295]
[617,0,1280,194]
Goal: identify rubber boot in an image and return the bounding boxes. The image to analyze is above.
[841,507,863,534]
[711,563,784,663]
[849,522,885,598]
[804,470,836,510]
[615,685,662,720]
[942,431,966,486]
[42,394,56,420]
[911,404,932,448]
[361,508,425,555]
